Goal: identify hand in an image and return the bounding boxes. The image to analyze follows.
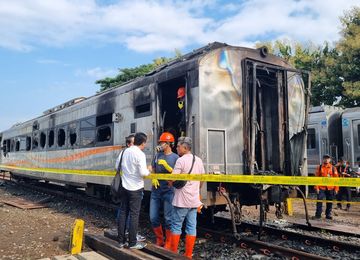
[197,195,203,213]
[167,180,173,187]
[152,179,160,189]
[147,165,153,172]
[157,159,173,173]
[315,189,319,194]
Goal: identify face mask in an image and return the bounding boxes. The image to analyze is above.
[155,143,166,153]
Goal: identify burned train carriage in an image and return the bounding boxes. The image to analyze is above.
[0,42,309,216]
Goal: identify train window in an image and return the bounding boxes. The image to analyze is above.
[26,136,31,151]
[358,125,360,146]
[135,103,151,118]
[80,117,96,128]
[15,139,20,151]
[6,139,10,153]
[80,130,96,146]
[32,134,39,150]
[19,137,26,151]
[69,123,77,147]
[57,128,66,147]
[10,139,15,152]
[40,132,46,149]
[97,126,111,142]
[307,128,316,149]
[48,130,54,148]
[2,140,7,155]
[96,114,112,126]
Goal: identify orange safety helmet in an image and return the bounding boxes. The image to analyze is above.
[159,132,175,143]
[177,86,185,99]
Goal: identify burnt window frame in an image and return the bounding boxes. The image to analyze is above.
[26,136,32,151]
[15,138,20,152]
[56,126,67,148]
[134,102,152,118]
[68,121,78,148]
[80,116,96,147]
[32,130,40,151]
[95,113,114,146]
[18,136,27,151]
[307,128,316,149]
[48,129,55,150]
[40,131,47,149]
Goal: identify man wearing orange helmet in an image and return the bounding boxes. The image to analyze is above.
[149,132,179,247]
[177,86,186,137]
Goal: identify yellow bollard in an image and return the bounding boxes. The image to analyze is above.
[70,219,85,255]
[285,198,293,216]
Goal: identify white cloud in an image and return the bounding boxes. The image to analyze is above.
[0,0,358,53]
[75,67,118,79]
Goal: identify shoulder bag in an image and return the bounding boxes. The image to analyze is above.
[173,154,196,189]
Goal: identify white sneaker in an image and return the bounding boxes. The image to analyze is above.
[130,241,147,249]
[137,234,146,242]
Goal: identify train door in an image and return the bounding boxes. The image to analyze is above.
[307,125,320,174]
[157,77,187,142]
[352,120,360,167]
[243,60,287,175]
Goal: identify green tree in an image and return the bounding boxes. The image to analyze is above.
[96,53,180,92]
[337,6,360,106]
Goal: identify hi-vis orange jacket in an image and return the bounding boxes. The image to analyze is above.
[314,163,339,192]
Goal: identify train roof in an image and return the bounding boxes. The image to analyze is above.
[342,106,360,117]
[1,42,291,134]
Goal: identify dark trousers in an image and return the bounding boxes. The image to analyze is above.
[315,189,335,217]
[117,188,143,246]
[337,187,351,209]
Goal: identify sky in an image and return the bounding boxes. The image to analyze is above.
[0,0,359,132]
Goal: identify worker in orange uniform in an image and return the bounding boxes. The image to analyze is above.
[314,154,339,220]
[149,132,179,247]
[177,86,186,137]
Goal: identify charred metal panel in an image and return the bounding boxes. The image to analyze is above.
[199,48,243,175]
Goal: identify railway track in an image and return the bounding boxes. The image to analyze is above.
[2,175,360,259]
[197,216,360,259]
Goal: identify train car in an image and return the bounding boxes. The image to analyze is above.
[0,42,310,232]
[341,107,360,171]
[307,106,343,175]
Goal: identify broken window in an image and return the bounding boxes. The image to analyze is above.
[2,140,7,155]
[135,103,151,118]
[32,131,39,150]
[97,126,111,143]
[307,128,316,149]
[40,132,46,149]
[69,123,77,147]
[57,128,66,147]
[15,139,20,151]
[48,130,54,148]
[96,114,112,126]
[26,136,31,151]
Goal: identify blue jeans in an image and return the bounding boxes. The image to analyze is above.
[315,189,335,217]
[171,207,197,236]
[150,190,174,230]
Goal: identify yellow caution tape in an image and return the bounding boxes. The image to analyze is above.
[1,164,360,187]
[289,197,360,205]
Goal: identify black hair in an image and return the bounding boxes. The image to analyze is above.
[125,134,135,147]
[134,132,147,146]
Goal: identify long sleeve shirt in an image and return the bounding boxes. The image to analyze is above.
[115,145,150,191]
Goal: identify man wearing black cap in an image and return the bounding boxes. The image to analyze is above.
[314,154,339,220]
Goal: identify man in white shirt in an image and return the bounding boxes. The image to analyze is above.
[116,132,150,249]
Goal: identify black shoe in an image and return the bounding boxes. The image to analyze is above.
[326,215,333,220]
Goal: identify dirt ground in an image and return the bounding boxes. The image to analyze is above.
[0,181,116,260]
[1,179,359,260]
